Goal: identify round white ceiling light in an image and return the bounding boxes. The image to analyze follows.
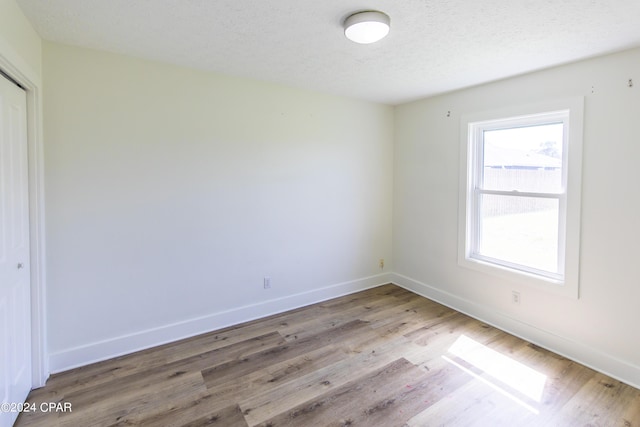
[344,11,390,44]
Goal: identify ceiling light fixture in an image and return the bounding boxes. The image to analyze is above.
[344,11,390,44]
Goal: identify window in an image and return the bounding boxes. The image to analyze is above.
[458,99,583,297]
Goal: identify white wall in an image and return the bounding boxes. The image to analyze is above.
[43,42,394,371]
[0,0,41,77]
[393,47,640,386]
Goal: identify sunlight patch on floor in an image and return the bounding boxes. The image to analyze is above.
[444,334,547,414]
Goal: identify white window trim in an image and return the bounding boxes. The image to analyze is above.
[458,98,584,298]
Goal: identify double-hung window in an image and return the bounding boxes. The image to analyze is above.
[458,99,583,297]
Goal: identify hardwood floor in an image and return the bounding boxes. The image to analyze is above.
[16,284,640,426]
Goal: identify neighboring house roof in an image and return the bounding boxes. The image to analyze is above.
[484,144,561,169]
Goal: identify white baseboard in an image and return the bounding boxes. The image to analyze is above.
[49,273,393,373]
[390,272,640,390]
[48,271,640,390]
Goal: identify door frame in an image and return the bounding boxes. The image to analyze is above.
[0,42,48,387]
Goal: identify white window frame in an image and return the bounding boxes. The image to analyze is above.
[458,98,584,298]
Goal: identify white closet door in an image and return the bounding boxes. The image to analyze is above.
[0,73,31,427]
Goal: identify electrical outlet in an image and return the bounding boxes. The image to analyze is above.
[264,277,271,289]
[512,290,521,305]
[379,259,384,269]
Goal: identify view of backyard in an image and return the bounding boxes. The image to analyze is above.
[480,208,559,274]
[475,123,564,275]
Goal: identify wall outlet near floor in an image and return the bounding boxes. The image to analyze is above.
[379,259,385,269]
[263,277,271,289]
[512,290,521,305]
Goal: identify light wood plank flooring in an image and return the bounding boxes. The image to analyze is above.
[16,284,640,426]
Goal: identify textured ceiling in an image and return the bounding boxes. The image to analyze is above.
[16,0,640,105]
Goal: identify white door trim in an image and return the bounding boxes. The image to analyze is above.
[0,41,48,387]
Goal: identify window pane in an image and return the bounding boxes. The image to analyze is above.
[482,123,563,192]
[477,194,559,274]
